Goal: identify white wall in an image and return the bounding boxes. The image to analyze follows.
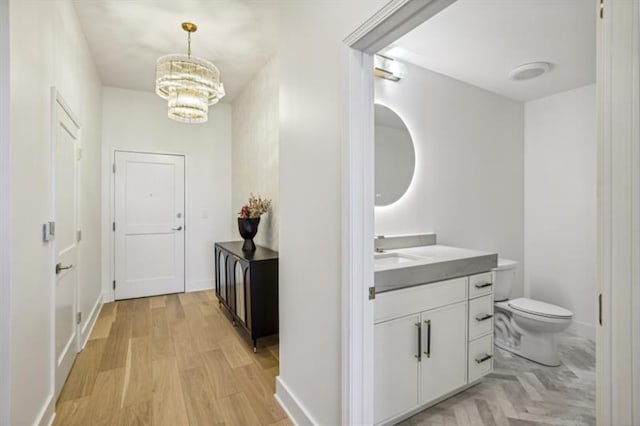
[375,63,525,295]
[232,56,279,250]
[276,1,387,424]
[9,0,103,424]
[101,87,233,298]
[0,0,10,422]
[524,84,596,339]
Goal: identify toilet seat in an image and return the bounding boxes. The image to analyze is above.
[508,297,573,319]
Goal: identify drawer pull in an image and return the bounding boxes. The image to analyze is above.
[475,282,492,289]
[424,319,431,358]
[475,354,493,364]
[475,313,494,322]
[415,322,422,362]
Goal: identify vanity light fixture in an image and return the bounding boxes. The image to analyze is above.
[508,62,551,81]
[374,54,406,81]
[156,22,225,124]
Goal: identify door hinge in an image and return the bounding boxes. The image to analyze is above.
[77,147,83,160]
[600,0,604,19]
[113,280,116,290]
[112,222,116,232]
[76,230,82,242]
[76,312,82,324]
[369,286,376,300]
[112,163,116,173]
[598,293,603,325]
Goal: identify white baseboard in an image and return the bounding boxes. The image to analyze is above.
[35,391,55,426]
[275,376,317,425]
[186,279,214,293]
[80,294,103,349]
[567,319,595,341]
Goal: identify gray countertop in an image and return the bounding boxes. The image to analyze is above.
[374,245,498,293]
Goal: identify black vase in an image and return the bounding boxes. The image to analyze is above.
[238,217,260,251]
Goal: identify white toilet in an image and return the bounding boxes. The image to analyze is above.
[493,259,573,366]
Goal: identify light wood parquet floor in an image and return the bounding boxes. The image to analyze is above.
[399,334,596,426]
[54,290,292,426]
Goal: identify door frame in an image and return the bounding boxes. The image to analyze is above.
[341,1,456,424]
[596,1,640,424]
[341,0,639,424]
[109,149,187,301]
[0,0,10,421]
[49,87,82,399]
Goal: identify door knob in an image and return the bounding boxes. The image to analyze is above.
[56,263,73,274]
[172,225,183,231]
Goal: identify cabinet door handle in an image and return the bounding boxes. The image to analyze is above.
[414,322,422,362]
[424,319,431,358]
[475,282,492,289]
[475,354,493,364]
[475,313,493,322]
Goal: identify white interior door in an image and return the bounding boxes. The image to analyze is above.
[114,151,185,300]
[53,94,80,400]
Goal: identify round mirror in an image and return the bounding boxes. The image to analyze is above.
[375,104,415,206]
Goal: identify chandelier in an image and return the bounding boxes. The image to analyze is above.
[156,22,225,124]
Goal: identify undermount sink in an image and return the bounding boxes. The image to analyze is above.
[374,252,423,266]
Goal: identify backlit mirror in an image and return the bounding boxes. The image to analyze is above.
[375,104,415,206]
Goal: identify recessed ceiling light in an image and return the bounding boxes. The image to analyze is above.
[508,62,552,81]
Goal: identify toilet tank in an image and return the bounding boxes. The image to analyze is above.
[493,258,518,301]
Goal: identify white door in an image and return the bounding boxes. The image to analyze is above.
[114,152,185,300]
[53,94,80,400]
[420,302,467,404]
[374,314,420,424]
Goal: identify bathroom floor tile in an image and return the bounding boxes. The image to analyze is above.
[399,333,595,426]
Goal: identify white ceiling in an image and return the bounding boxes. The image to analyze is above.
[73,0,280,102]
[384,0,596,102]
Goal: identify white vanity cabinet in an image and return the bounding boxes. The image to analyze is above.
[420,302,468,404]
[374,314,420,423]
[467,272,494,383]
[374,272,494,425]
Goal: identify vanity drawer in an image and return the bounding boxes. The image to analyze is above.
[468,295,493,340]
[469,272,493,298]
[375,277,467,323]
[468,334,493,383]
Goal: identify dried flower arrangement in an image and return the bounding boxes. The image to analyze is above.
[238,194,272,219]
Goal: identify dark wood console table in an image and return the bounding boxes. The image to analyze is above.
[214,242,278,352]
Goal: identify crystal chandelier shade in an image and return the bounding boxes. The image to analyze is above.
[155,23,225,124]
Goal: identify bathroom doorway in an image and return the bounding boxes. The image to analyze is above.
[342,0,640,424]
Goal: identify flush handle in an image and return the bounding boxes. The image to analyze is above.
[475,282,493,289]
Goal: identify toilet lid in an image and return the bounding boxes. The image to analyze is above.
[508,297,573,319]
